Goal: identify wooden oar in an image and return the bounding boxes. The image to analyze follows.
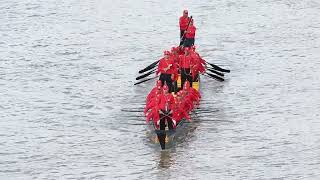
[204,72,224,82]
[136,69,156,80]
[134,75,159,85]
[206,68,224,77]
[205,61,230,73]
[138,60,160,74]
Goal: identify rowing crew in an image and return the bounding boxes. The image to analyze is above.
[157,45,206,93]
[144,81,200,130]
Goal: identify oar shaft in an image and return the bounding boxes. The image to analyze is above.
[138,60,160,74]
[204,60,230,73]
[136,69,156,80]
[134,75,159,85]
[204,72,224,82]
[206,68,224,77]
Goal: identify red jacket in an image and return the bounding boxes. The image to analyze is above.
[157,57,176,75]
[158,93,175,111]
[144,94,161,114]
[179,54,193,69]
[146,87,158,102]
[190,53,205,78]
[146,106,160,124]
[172,102,190,122]
[179,95,194,112]
[179,16,190,30]
[185,25,196,38]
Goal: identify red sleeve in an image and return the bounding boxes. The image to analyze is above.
[157,59,164,75]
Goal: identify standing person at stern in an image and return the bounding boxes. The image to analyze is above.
[179,9,190,45]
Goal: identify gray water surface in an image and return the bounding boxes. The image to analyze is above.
[1,0,320,179]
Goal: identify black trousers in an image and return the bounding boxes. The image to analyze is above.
[179,30,186,46]
[183,38,195,47]
[160,112,174,130]
[181,68,193,88]
[159,73,173,93]
[193,73,199,82]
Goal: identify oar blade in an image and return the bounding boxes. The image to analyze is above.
[208,63,230,73]
[136,69,155,80]
[207,68,224,77]
[138,60,159,74]
[206,72,224,82]
[134,76,158,85]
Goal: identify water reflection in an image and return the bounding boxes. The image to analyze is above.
[157,150,175,169]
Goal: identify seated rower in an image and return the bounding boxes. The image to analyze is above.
[172,91,191,128]
[190,46,206,81]
[156,51,177,93]
[145,92,161,128]
[158,84,175,130]
[146,80,162,103]
[185,81,201,100]
[181,81,200,111]
[179,47,193,89]
[144,90,161,115]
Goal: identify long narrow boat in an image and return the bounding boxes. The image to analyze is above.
[148,75,200,149]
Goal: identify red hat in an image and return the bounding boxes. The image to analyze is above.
[163,51,170,55]
[156,80,162,86]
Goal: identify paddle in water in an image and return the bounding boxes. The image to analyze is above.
[134,75,159,85]
[205,72,224,82]
[138,60,160,74]
[136,69,156,80]
[206,68,224,77]
[205,61,230,73]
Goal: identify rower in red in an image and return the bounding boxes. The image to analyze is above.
[190,46,206,82]
[182,81,201,110]
[179,47,194,89]
[172,91,191,127]
[145,91,161,128]
[146,80,162,102]
[183,19,196,47]
[156,51,177,93]
[158,84,175,130]
[179,10,190,45]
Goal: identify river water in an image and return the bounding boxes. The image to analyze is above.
[1,0,320,179]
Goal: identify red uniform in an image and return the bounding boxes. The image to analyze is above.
[185,25,196,38]
[172,101,191,123]
[146,106,160,127]
[146,87,158,102]
[156,57,176,75]
[179,54,193,69]
[179,16,190,31]
[144,96,159,115]
[145,94,161,125]
[158,93,175,111]
[190,52,205,79]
